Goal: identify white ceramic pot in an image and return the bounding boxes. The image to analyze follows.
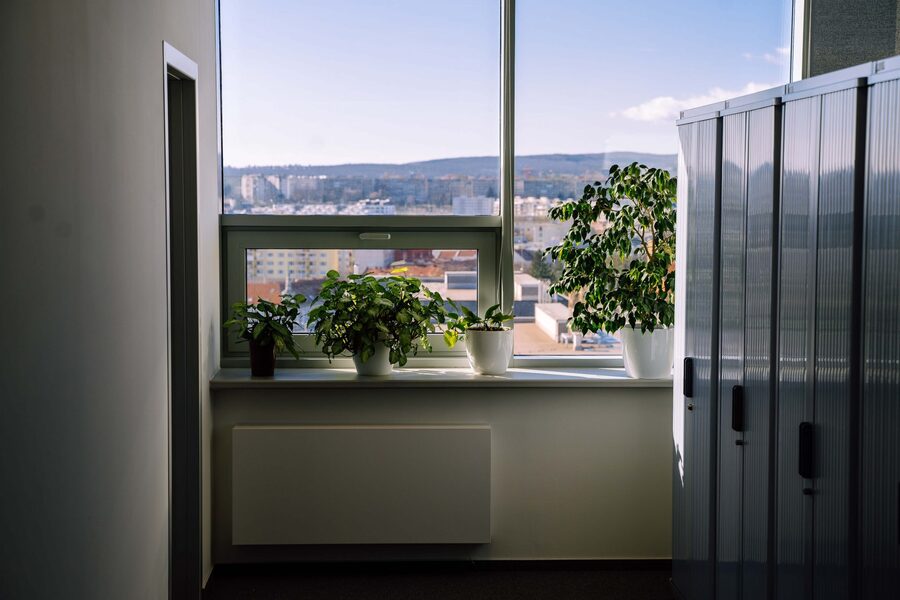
[352,343,394,376]
[619,326,674,379]
[465,328,514,375]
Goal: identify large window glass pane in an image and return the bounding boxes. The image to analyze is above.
[514,0,791,356]
[246,248,478,333]
[221,1,500,216]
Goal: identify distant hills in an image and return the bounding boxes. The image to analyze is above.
[224,152,677,179]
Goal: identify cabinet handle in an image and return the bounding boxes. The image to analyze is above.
[683,357,694,398]
[731,385,744,432]
[798,422,814,479]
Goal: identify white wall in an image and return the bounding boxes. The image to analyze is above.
[212,386,673,563]
[0,1,219,598]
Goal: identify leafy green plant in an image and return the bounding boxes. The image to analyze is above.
[545,162,676,334]
[306,269,449,366]
[443,303,514,348]
[224,294,307,359]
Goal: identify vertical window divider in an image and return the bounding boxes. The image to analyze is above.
[499,0,515,314]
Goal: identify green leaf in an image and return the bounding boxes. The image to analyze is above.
[443,330,459,348]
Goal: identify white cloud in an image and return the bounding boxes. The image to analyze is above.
[744,46,790,65]
[615,82,776,123]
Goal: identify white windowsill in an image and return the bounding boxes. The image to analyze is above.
[211,367,673,390]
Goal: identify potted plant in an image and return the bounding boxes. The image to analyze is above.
[444,303,515,375]
[307,269,448,376]
[546,162,676,378]
[224,294,306,377]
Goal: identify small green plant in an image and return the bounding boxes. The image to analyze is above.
[306,269,449,366]
[546,162,676,334]
[223,294,307,359]
[443,303,514,348]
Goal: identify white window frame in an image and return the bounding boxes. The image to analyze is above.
[219,0,724,369]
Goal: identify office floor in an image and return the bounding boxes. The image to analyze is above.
[204,562,674,600]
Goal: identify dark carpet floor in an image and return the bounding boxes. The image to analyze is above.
[204,563,675,600]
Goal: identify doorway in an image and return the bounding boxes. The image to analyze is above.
[164,42,201,600]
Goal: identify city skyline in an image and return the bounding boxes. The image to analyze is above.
[220,0,791,167]
[221,150,676,173]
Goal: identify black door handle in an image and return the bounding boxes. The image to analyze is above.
[731,385,744,432]
[684,357,694,398]
[799,422,814,479]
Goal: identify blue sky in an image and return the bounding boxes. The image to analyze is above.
[221,0,791,167]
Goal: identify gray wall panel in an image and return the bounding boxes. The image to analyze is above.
[860,76,900,600]
[717,112,748,600]
[742,105,779,600]
[812,87,861,600]
[808,0,899,77]
[776,95,820,600]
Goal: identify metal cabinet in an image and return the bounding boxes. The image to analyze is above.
[774,66,869,600]
[858,57,900,600]
[673,108,722,600]
[716,91,783,600]
[675,60,899,600]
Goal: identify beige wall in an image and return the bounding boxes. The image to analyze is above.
[212,386,673,563]
[0,1,219,597]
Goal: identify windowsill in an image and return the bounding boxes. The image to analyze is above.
[211,367,673,390]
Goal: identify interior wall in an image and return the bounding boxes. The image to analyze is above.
[212,386,673,563]
[808,0,900,76]
[0,1,219,598]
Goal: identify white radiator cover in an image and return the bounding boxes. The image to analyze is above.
[232,425,491,545]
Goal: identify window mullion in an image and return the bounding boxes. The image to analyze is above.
[499,0,515,314]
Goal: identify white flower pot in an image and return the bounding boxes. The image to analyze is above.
[465,328,514,375]
[619,326,674,379]
[352,343,394,376]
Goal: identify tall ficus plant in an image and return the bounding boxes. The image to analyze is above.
[545,162,676,335]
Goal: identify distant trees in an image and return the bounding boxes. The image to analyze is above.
[529,250,560,283]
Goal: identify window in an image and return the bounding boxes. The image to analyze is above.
[513,0,791,356]
[222,225,497,357]
[245,247,480,333]
[220,0,500,217]
[219,0,792,365]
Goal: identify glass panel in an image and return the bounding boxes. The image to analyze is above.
[514,0,791,355]
[246,249,478,332]
[221,0,500,216]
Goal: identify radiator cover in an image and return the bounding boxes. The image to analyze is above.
[232,425,491,545]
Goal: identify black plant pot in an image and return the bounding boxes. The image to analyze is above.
[248,338,276,377]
